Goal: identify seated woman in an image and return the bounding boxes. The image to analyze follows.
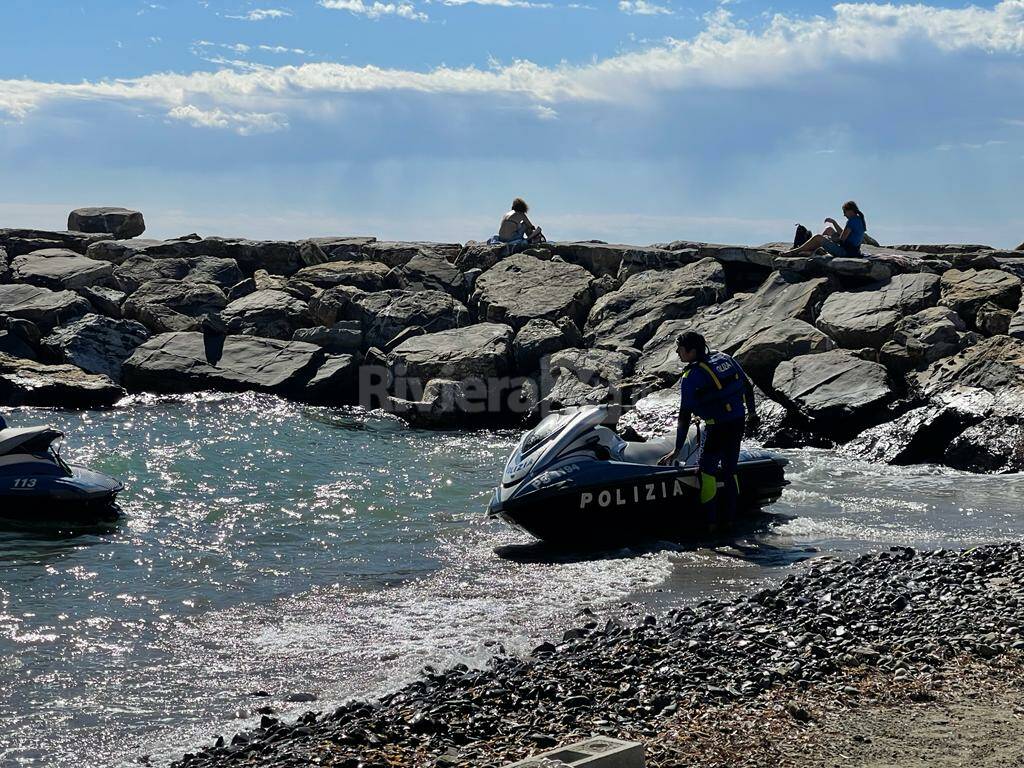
[489,198,545,248]
[786,201,867,257]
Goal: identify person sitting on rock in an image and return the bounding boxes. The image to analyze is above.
[488,198,545,250]
[786,200,867,257]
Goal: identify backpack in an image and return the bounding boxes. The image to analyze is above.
[793,224,812,248]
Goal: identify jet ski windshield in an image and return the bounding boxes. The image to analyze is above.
[520,411,574,457]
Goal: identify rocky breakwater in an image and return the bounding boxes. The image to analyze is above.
[168,543,1024,768]
[2,214,1023,470]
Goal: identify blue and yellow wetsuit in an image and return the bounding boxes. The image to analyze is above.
[675,351,756,525]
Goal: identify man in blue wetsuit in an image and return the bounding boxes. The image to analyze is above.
[659,331,759,528]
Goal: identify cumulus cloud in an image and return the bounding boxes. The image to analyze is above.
[1,2,1023,125]
[166,104,290,134]
[226,8,292,21]
[618,0,672,15]
[318,0,427,20]
[439,0,554,8]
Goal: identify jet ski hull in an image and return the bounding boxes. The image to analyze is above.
[489,457,787,545]
[0,465,123,525]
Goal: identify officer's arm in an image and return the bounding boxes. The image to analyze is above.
[743,372,757,415]
[674,372,697,452]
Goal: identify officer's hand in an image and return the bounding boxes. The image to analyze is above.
[658,452,676,466]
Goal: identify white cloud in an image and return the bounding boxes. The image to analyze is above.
[2,2,1023,125]
[534,104,558,120]
[318,0,428,21]
[166,104,290,134]
[439,0,553,8]
[226,8,292,21]
[618,0,672,15]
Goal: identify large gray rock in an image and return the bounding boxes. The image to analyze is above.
[291,260,397,292]
[11,249,114,291]
[584,258,726,350]
[123,332,324,394]
[890,243,992,254]
[387,323,513,383]
[772,349,895,437]
[0,317,39,361]
[537,347,634,413]
[99,236,330,276]
[890,306,970,368]
[945,417,1024,473]
[360,241,461,268]
[1010,303,1024,340]
[41,314,150,382]
[0,283,91,333]
[473,254,595,330]
[85,238,165,265]
[113,255,243,294]
[913,335,1024,417]
[0,352,124,407]
[635,272,831,384]
[78,285,126,319]
[68,207,145,239]
[976,302,1014,336]
[513,318,583,372]
[336,289,470,350]
[546,242,679,278]
[616,387,679,440]
[292,323,362,353]
[123,279,228,333]
[816,272,940,348]
[394,249,468,300]
[731,320,836,386]
[454,241,516,272]
[843,387,995,466]
[304,354,359,403]
[221,289,311,339]
[0,228,112,257]
[939,268,1022,324]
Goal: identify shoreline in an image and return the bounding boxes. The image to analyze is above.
[166,542,1024,768]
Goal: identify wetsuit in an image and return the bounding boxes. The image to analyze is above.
[675,351,756,526]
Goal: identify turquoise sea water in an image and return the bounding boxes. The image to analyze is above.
[1,393,1023,767]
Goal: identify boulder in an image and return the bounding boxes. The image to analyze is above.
[85,238,165,265]
[122,279,228,333]
[123,332,324,395]
[0,317,41,361]
[78,285,126,318]
[891,307,969,367]
[939,268,1022,324]
[537,347,635,413]
[772,349,895,438]
[304,354,358,403]
[1011,304,1024,341]
[454,241,515,272]
[913,335,1024,419]
[843,387,995,466]
[584,258,726,350]
[387,323,513,384]
[105,236,328,276]
[68,207,146,239]
[221,289,311,339]
[0,228,112,257]
[975,302,1014,336]
[513,318,583,372]
[944,417,1024,473]
[342,289,470,350]
[292,323,362,353]
[360,242,461,268]
[11,248,114,291]
[0,283,91,333]
[472,254,595,330]
[113,255,243,294]
[816,272,941,348]
[394,250,468,300]
[291,260,397,292]
[0,352,124,407]
[890,243,993,255]
[547,242,676,278]
[732,320,836,386]
[616,387,679,440]
[635,272,831,384]
[41,314,150,382]
[617,248,698,279]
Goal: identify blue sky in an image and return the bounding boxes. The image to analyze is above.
[1,0,1023,247]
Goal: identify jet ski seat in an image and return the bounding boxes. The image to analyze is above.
[620,436,675,466]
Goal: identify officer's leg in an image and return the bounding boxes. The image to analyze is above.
[698,424,724,527]
[717,421,743,526]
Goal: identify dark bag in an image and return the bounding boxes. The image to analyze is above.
[793,224,812,248]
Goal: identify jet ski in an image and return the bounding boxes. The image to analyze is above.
[487,406,788,545]
[0,422,123,524]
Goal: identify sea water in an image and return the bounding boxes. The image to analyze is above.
[1,393,1023,767]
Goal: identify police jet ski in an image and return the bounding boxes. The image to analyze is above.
[487,406,788,545]
[0,422,123,524]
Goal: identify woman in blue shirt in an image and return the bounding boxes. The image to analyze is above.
[786,200,868,257]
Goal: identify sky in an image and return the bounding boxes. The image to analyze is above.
[1,0,1023,247]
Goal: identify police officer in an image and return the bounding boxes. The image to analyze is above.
[659,331,759,528]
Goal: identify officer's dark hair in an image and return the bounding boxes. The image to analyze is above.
[677,331,709,358]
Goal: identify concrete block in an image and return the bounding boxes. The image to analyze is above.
[503,737,644,768]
